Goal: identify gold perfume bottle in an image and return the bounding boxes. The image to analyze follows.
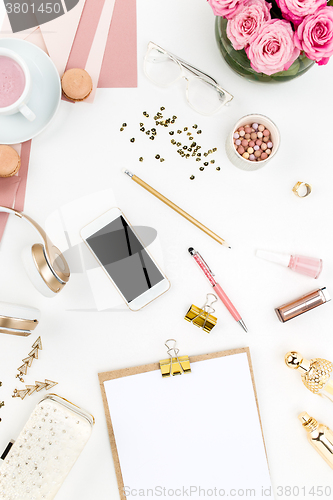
[285,352,333,402]
[299,412,333,470]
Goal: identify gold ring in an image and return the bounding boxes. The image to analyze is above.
[292,182,312,198]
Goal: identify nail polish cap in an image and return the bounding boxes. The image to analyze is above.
[298,412,318,432]
[256,249,290,267]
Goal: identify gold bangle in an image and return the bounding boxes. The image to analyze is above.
[292,181,312,198]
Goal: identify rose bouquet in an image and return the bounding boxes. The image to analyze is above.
[208,0,333,78]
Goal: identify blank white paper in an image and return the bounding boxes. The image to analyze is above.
[104,352,272,500]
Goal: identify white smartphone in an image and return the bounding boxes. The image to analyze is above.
[80,207,170,311]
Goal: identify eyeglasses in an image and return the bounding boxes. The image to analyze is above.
[144,41,233,116]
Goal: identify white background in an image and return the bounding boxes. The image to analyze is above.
[1,0,333,499]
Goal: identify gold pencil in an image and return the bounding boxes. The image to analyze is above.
[123,169,230,248]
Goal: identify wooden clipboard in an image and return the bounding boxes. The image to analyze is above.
[99,347,269,500]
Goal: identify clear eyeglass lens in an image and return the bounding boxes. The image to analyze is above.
[145,47,182,87]
[186,77,224,115]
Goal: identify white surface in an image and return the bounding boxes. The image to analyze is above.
[1,0,333,499]
[104,352,272,498]
[0,38,61,144]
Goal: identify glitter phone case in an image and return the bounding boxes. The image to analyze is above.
[0,394,94,500]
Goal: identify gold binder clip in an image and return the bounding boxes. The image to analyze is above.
[160,339,191,378]
[184,293,218,333]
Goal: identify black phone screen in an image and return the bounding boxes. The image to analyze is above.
[86,216,164,303]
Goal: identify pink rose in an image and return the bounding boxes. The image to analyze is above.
[227,0,271,50]
[276,0,326,26]
[207,0,244,20]
[295,6,333,65]
[245,19,300,75]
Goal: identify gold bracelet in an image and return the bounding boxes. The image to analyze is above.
[292,181,312,198]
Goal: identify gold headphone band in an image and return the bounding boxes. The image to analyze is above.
[0,315,38,336]
[32,244,66,294]
[0,328,31,337]
[0,206,70,284]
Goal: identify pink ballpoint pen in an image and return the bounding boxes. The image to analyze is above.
[188,247,248,332]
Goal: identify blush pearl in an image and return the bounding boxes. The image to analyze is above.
[233,122,273,163]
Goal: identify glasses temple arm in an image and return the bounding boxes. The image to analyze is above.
[148,42,234,102]
[168,51,234,100]
[176,57,219,84]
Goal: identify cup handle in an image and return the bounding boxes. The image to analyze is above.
[19,104,36,122]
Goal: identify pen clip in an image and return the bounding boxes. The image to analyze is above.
[197,252,215,276]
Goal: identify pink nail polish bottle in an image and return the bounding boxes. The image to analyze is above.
[256,250,323,279]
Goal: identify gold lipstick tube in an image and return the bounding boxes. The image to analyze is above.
[275,287,330,322]
[299,412,333,470]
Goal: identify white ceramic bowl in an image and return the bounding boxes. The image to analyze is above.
[226,113,280,171]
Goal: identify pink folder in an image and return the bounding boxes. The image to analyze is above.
[98,0,137,88]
